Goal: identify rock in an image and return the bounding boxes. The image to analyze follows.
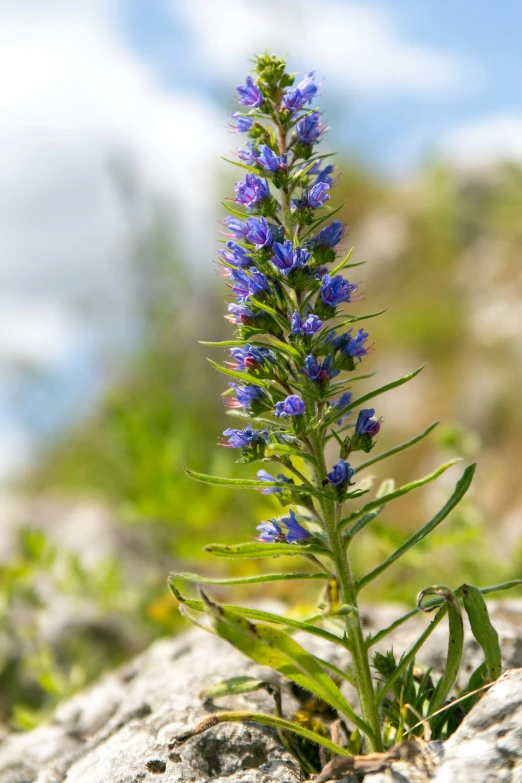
[2,602,522,782]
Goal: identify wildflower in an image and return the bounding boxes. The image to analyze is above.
[256,519,284,542]
[291,311,323,336]
[237,75,263,108]
[333,329,370,361]
[326,460,355,487]
[271,241,310,274]
[245,217,272,248]
[256,470,295,495]
[333,392,353,425]
[227,382,265,411]
[225,303,256,325]
[282,88,308,112]
[219,241,253,269]
[355,408,381,437]
[300,355,339,382]
[296,71,319,104]
[237,142,258,164]
[312,163,335,187]
[231,267,270,301]
[222,425,268,449]
[230,112,254,133]
[229,344,275,370]
[235,173,271,209]
[307,182,330,208]
[254,144,287,172]
[296,112,325,144]
[275,394,305,418]
[223,216,249,239]
[320,274,359,308]
[311,220,344,249]
[283,509,310,543]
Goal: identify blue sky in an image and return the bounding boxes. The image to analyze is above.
[0,0,521,478]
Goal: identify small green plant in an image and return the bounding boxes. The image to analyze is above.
[169,53,521,768]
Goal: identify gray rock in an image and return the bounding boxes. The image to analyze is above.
[2,602,522,782]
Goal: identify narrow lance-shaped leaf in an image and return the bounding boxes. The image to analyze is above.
[183,468,333,500]
[462,584,502,682]
[206,358,272,388]
[338,460,459,533]
[354,421,440,474]
[329,247,354,276]
[322,366,425,429]
[203,541,334,560]
[172,571,328,586]
[170,710,351,758]
[168,580,349,649]
[356,464,476,593]
[417,586,463,714]
[200,591,376,741]
[344,479,394,543]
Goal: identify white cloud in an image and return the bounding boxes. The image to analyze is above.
[174,0,472,94]
[0,1,225,302]
[440,114,522,167]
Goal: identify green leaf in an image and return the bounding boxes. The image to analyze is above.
[416,587,463,713]
[221,200,247,218]
[301,201,347,239]
[329,247,354,275]
[339,460,459,533]
[462,584,502,682]
[203,541,333,559]
[222,156,259,175]
[201,593,374,739]
[200,676,272,700]
[323,366,425,429]
[356,464,476,594]
[206,358,272,388]
[170,582,353,651]
[171,709,351,757]
[344,479,394,543]
[355,422,440,473]
[183,468,331,500]
[172,571,328,586]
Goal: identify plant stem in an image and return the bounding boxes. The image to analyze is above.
[310,431,382,752]
[276,122,293,239]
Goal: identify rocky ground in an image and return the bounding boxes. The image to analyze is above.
[2,600,522,783]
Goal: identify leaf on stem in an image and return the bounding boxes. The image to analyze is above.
[356,464,476,593]
[172,571,328,586]
[354,421,440,473]
[462,584,502,683]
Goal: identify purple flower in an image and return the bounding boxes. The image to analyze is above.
[225,303,255,325]
[320,274,359,308]
[307,182,330,209]
[296,71,319,104]
[245,217,272,248]
[355,409,381,437]
[291,311,323,336]
[229,344,275,370]
[237,142,258,164]
[282,88,308,112]
[333,329,369,361]
[327,460,355,487]
[223,216,249,239]
[227,382,265,410]
[230,112,254,133]
[219,241,253,269]
[256,470,295,495]
[300,355,339,382]
[237,75,262,108]
[222,425,268,449]
[333,392,353,425]
[275,394,305,418]
[312,220,344,249]
[283,509,310,543]
[256,519,284,542]
[235,173,271,209]
[231,267,270,301]
[254,144,287,172]
[296,112,325,144]
[271,241,311,275]
[312,163,335,187]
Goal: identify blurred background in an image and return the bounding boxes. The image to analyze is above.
[1,0,521,729]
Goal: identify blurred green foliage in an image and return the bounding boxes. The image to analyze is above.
[2,159,521,728]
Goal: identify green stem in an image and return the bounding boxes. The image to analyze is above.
[310,432,382,752]
[276,122,293,239]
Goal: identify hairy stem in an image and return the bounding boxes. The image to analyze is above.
[309,431,382,752]
[276,122,294,239]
